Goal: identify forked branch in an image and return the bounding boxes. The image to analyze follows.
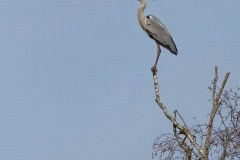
[152,71,204,156]
[203,66,230,159]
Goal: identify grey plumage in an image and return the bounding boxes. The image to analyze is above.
[145,15,178,55]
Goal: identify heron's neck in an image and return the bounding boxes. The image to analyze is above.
[138,1,147,27]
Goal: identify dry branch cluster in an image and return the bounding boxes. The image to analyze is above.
[151,66,240,160]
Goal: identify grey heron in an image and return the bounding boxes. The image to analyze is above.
[137,0,178,73]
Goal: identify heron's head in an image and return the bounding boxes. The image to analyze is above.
[138,0,146,4]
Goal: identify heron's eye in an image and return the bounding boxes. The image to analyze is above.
[147,16,152,19]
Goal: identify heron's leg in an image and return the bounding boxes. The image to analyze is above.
[154,44,161,67]
[151,43,161,74]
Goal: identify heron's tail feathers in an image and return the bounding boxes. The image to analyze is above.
[168,37,178,55]
[159,37,178,55]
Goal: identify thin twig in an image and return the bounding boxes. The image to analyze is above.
[212,66,218,107]
[174,110,188,129]
[216,71,230,102]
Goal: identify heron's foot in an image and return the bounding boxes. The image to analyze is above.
[151,66,158,74]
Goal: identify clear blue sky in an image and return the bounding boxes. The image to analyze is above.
[0,0,240,160]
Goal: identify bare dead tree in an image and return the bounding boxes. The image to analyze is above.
[151,66,239,160]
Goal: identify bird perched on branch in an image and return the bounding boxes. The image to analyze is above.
[137,0,178,73]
